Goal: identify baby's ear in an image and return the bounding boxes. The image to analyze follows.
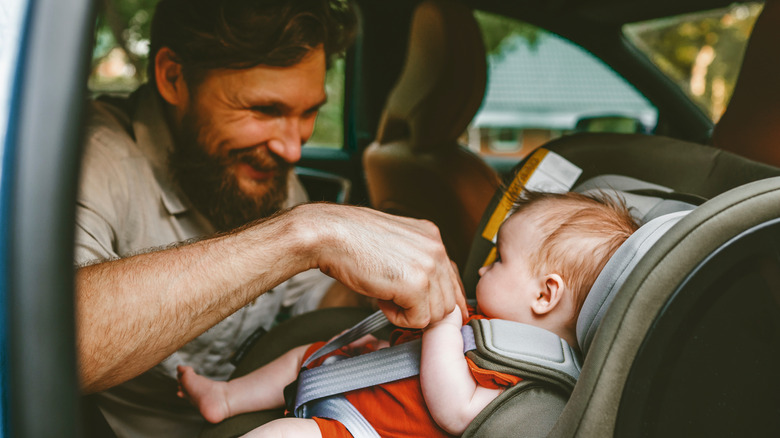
[531,274,565,315]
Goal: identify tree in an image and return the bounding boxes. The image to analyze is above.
[91,0,158,91]
[475,10,541,58]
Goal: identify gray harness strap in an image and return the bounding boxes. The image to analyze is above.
[302,310,391,367]
[292,310,397,437]
[294,338,423,416]
[291,310,582,438]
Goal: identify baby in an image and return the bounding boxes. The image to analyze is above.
[177,190,639,437]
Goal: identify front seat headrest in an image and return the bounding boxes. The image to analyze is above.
[374,0,487,148]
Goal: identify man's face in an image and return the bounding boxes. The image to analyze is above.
[168,47,327,231]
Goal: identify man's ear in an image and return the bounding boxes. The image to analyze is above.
[154,47,188,107]
[531,274,565,315]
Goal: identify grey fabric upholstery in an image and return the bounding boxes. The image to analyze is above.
[574,174,697,222]
[576,210,690,355]
[464,382,569,438]
[549,176,780,437]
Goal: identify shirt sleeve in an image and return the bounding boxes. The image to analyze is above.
[74,107,133,265]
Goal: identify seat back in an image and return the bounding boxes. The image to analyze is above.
[362,0,500,269]
[711,1,780,167]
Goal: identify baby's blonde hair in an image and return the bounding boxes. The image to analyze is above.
[509,191,639,319]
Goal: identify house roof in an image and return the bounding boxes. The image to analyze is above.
[474,33,658,129]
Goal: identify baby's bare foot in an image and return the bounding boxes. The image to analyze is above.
[177,365,231,423]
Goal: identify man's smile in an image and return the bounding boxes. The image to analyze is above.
[237,162,276,181]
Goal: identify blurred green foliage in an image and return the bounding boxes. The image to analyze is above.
[624,3,763,120]
[475,10,541,56]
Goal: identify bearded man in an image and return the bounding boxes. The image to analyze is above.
[75,1,465,436]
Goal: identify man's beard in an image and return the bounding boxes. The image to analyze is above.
[169,112,292,232]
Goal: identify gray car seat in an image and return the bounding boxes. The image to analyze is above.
[462,134,780,437]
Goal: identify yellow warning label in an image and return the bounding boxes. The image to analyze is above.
[481,148,549,243]
[482,247,498,267]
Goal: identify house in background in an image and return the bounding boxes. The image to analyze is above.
[468,33,658,157]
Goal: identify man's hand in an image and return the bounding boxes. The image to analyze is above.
[295,203,467,328]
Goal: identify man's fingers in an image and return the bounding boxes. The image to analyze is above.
[311,205,466,329]
[377,299,430,329]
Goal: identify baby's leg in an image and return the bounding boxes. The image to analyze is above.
[178,344,311,423]
[240,418,322,438]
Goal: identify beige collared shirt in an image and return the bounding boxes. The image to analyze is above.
[76,85,333,437]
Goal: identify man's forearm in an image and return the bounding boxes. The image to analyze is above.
[76,208,314,393]
[76,202,466,393]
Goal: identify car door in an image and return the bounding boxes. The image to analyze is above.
[0,0,94,436]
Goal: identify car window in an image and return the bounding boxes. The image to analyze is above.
[306,58,345,149]
[623,2,763,123]
[89,0,345,150]
[469,11,658,159]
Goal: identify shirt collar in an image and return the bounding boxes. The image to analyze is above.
[131,84,189,215]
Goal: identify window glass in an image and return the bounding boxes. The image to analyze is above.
[307,58,345,149]
[88,0,344,149]
[623,3,763,122]
[470,11,657,159]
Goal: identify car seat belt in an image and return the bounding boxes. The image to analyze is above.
[287,310,402,438]
[287,310,581,437]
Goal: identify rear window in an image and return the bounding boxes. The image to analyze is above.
[468,11,657,159]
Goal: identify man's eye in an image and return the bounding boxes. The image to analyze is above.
[252,106,281,116]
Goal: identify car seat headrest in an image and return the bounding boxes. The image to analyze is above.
[374,0,487,149]
[575,210,690,355]
[574,174,700,223]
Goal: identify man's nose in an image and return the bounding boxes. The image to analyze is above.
[267,117,304,163]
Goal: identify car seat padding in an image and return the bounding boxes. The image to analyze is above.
[549,177,780,437]
[577,210,691,355]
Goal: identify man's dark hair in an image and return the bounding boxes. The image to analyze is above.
[148,0,357,88]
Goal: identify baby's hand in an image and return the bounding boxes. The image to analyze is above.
[426,307,464,331]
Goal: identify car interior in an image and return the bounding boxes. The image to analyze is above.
[4,0,780,437]
[205,0,780,436]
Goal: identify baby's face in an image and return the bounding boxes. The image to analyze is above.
[475,210,544,321]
